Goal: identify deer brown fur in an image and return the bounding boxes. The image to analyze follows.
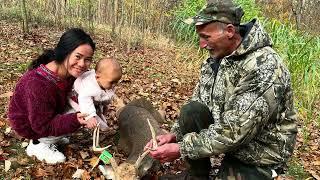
[116,98,165,179]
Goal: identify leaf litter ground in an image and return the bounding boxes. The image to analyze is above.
[0,20,319,179]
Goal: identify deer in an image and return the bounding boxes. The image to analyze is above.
[101,98,166,180]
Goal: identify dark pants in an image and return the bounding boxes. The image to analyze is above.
[179,101,273,180]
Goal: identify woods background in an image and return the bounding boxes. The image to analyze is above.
[0,0,319,179]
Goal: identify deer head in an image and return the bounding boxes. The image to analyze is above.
[105,118,158,180]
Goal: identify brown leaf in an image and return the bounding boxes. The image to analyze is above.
[0,120,6,127]
[0,91,13,98]
[89,156,100,168]
[79,151,89,159]
[313,161,320,166]
[17,157,29,166]
[310,145,318,151]
[81,169,91,180]
[35,168,49,177]
[307,169,320,180]
[0,140,11,147]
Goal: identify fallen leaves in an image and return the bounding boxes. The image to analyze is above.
[294,121,320,177]
[79,151,90,159]
[0,91,13,98]
[89,156,100,169]
[72,168,85,179]
[312,161,320,166]
[0,19,319,179]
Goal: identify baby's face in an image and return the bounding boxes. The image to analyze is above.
[96,69,121,90]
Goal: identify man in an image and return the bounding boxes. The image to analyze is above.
[145,0,297,179]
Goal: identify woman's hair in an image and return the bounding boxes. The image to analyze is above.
[28,28,96,70]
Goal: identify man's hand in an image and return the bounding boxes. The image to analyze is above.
[148,143,181,163]
[144,133,177,151]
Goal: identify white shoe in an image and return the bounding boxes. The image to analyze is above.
[26,140,66,164]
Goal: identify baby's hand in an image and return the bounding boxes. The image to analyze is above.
[85,117,98,129]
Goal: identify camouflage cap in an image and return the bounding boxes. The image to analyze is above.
[184,0,244,26]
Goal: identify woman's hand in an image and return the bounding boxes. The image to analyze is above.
[77,113,97,129]
[144,133,177,151]
[77,113,88,124]
[84,117,98,129]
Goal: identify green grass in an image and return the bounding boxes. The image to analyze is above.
[287,158,310,179]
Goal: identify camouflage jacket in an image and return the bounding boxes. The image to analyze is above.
[171,19,297,167]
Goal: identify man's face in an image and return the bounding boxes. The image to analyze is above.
[196,22,232,59]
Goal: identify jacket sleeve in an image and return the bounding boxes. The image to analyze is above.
[179,54,281,159]
[190,82,201,102]
[26,81,81,138]
[170,122,183,141]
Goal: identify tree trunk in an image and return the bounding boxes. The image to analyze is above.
[292,0,305,30]
[88,0,94,33]
[111,0,118,38]
[21,0,29,34]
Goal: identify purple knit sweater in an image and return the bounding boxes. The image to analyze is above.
[8,65,81,139]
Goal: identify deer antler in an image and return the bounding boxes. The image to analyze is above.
[147,118,158,150]
[134,118,158,168]
[93,123,111,152]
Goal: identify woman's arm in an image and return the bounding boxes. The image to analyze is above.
[26,80,81,138]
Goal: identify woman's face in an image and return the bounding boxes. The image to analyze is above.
[64,44,94,78]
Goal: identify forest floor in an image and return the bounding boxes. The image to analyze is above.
[0,20,319,179]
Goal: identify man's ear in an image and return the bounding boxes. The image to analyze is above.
[225,24,236,38]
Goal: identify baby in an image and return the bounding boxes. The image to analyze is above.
[69,57,122,131]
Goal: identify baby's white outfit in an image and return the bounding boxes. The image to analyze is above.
[70,69,114,130]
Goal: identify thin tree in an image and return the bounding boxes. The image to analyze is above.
[21,0,29,34]
[111,0,118,38]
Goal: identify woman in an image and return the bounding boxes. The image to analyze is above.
[8,28,97,164]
